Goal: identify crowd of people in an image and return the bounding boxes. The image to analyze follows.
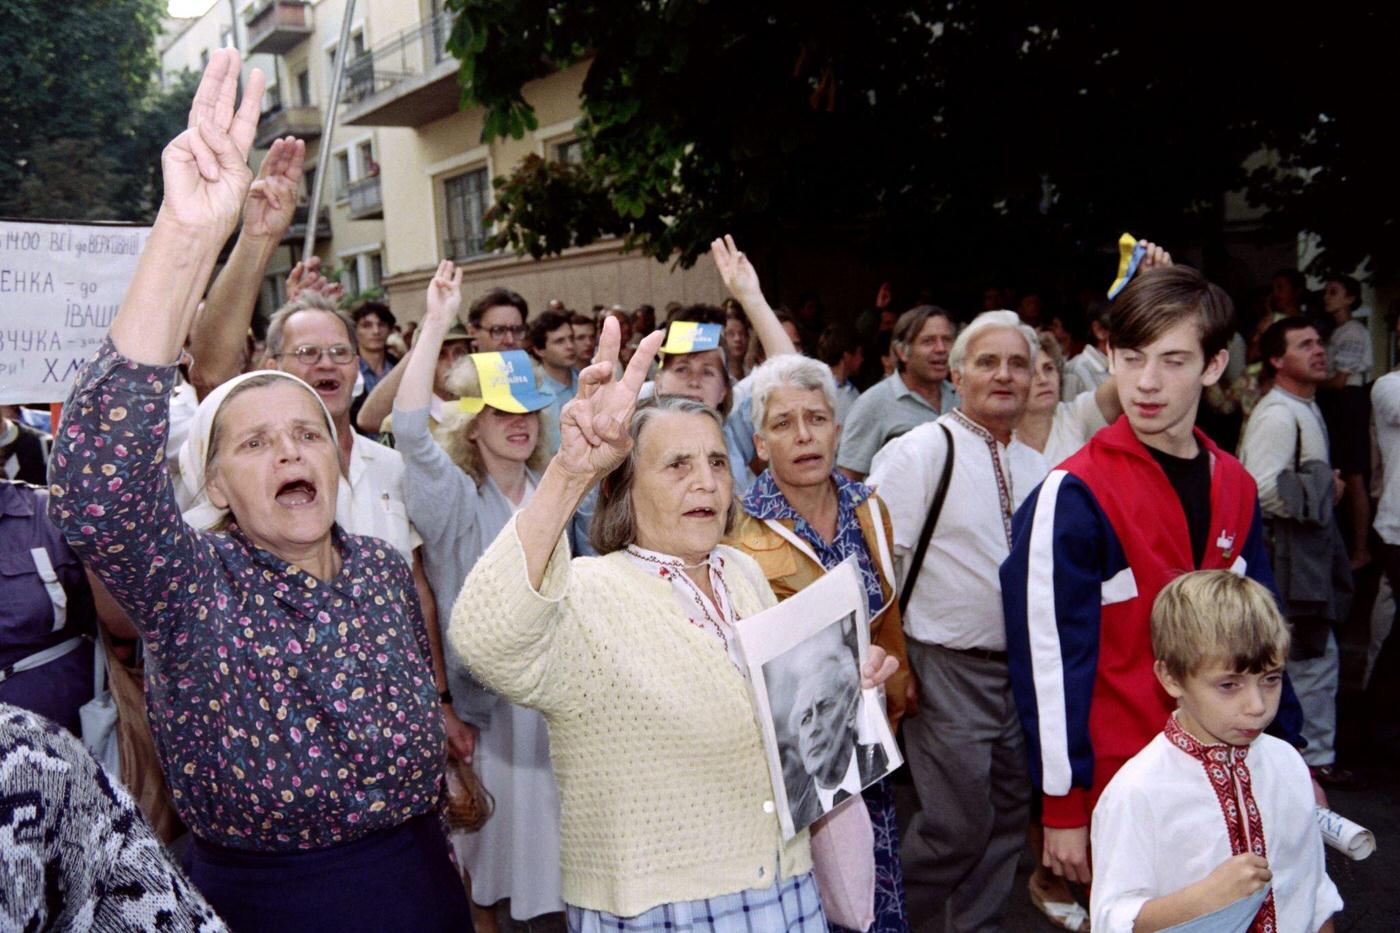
[1,48,1390,933]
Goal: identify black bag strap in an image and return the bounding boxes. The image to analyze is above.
[1294,419,1302,473]
[899,423,954,615]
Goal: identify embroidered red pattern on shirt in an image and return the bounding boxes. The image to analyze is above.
[949,409,1014,547]
[623,546,737,658]
[1164,715,1278,933]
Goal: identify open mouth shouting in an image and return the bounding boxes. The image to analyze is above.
[309,376,342,399]
[275,477,319,509]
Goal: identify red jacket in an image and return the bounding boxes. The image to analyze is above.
[1001,416,1295,828]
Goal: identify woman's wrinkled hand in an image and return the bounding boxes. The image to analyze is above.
[159,48,265,242]
[860,645,899,690]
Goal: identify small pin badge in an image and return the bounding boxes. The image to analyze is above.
[1216,530,1236,559]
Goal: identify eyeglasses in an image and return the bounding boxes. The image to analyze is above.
[281,344,356,365]
[481,324,528,341]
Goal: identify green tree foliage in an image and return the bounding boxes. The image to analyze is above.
[0,0,191,223]
[446,1,1394,281]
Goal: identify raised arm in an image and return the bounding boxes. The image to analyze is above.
[712,235,796,358]
[397,261,460,412]
[518,318,666,587]
[188,136,305,398]
[395,262,480,547]
[447,319,664,713]
[51,50,263,642]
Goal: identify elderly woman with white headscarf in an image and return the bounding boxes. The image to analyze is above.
[47,50,470,932]
[726,354,914,933]
[452,316,899,932]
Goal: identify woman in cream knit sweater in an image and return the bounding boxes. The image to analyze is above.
[450,304,897,931]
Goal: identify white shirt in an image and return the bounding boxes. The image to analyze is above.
[868,410,1047,650]
[338,433,421,564]
[1238,387,1330,519]
[1372,372,1400,545]
[166,380,199,461]
[1062,345,1109,401]
[1091,731,1342,933]
[1040,390,1109,467]
[815,748,863,812]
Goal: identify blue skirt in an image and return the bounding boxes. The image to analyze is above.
[187,813,473,932]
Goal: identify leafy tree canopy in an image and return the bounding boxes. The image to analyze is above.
[0,0,193,223]
[447,1,1395,283]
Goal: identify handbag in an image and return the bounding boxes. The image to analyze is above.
[99,629,187,843]
[809,793,876,931]
[898,424,955,615]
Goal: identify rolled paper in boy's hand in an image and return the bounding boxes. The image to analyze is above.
[1315,807,1376,860]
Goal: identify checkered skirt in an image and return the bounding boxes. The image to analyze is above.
[566,871,828,932]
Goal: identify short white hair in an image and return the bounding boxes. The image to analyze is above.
[749,355,840,433]
[948,310,1038,375]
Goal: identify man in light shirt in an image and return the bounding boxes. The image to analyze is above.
[1239,317,1354,788]
[868,310,1044,931]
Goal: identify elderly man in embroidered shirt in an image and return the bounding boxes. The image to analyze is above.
[451,314,899,931]
[727,353,913,933]
[867,310,1047,932]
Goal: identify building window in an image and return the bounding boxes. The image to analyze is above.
[296,69,311,106]
[442,167,489,260]
[554,138,584,165]
[341,251,384,296]
[333,152,351,200]
[302,167,317,204]
[357,140,378,177]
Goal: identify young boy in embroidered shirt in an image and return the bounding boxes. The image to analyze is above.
[1090,571,1341,933]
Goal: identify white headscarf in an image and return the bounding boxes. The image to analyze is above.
[176,370,338,531]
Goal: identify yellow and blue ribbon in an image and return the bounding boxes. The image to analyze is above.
[1107,233,1147,300]
[453,350,556,414]
[660,321,724,355]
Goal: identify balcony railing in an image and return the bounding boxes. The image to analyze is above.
[443,234,489,261]
[245,0,313,56]
[255,89,323,149]
[347,175,383,220]
[341,11,459,127]
[283,204,330,245]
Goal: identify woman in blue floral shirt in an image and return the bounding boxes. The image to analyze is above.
[727,354,915,933]
[47,49,470,932]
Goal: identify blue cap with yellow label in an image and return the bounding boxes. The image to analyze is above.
[453,350,556,414]
[659,321,724,355]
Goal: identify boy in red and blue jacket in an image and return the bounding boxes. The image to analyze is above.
[1001,261,1306,885]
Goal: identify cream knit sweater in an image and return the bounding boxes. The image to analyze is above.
[449,515,812,917]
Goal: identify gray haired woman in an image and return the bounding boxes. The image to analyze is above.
[451,318,899,931]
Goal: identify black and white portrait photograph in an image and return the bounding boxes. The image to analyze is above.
[736,560,901,838]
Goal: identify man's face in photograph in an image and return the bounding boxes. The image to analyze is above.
[789,652,860,788]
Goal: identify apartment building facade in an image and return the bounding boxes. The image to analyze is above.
[159,0,723,326]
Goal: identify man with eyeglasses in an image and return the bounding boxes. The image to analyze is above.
[467,286,529,351]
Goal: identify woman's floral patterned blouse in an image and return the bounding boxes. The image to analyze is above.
[48,339,443,851]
